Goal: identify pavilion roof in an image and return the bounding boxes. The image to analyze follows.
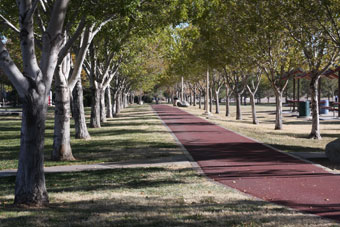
[282,67,340,80]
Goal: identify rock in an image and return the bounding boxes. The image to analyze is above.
[325,139,340,163]
[177,101,190,107]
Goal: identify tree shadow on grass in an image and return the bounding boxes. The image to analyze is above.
[88,129,169,137]
[0,168,331,227]
[63,139,179,163]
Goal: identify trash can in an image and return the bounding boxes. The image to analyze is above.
[320,100,329,114]
[298,101,310,117]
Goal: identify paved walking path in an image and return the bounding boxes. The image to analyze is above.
[152,104,340,222]
[0,156,190,177]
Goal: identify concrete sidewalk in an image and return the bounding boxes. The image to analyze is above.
[0,155,191,178]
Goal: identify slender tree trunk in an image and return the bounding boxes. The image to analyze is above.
[225,85,230,117]
[309,77,321,139]
[215,91,220,114]
[52,73,74,161]
[116,91,121,115]
[199,92,202,109]
[100,88,106,123]
[124,93,128,108]
[275,92,283,130]
[203,95,206,110]
[72,78,90,139]
[130,93,134,104]
[106,86,113,118]
[15,96,49,206]
[193,88,196,106]
[236,93,242,120]
[209,88,213,113]
[250,93,258,124]
[112,91,117,116]
[120,92,124,110]
[90,86,101,128]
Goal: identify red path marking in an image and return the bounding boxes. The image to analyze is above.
[152,104,340,222]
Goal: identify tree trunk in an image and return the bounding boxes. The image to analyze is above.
[203,95,206,110]
[15,96,49,206]
[309,77,321,139]
[215,91,220,114]
[52,73,74,161]
[100,88,106,123]
[193,89,196,106]
[106,86,113,118]
[236,94,242,120]
[275,92,283,130]
[225,85,230,117]
[124,93,128,108]
[209,88,213,113]
[72,78,90,139]
[112,91,117,115]
[199,92,202,109]
[90,86,101,128]
[250,93,258,124]
[116,91,121,115]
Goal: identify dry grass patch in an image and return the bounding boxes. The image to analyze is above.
[0,166,338,226]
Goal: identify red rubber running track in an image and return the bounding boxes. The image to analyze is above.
[152,104,340,222]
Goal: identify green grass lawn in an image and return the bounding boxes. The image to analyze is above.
[0,104,339,226]
[0,166,337,226]
[0,105,180,170]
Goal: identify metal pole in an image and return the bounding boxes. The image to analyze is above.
[204,67,210,115]
[293,78,296,111]
[181,76,184,102]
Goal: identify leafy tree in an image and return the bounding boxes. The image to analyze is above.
[0,0,71,206]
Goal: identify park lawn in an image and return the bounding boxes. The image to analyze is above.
[0,166,337,226]
[0,105,181,170]
[184,103,340,156]
[0,103,338,226]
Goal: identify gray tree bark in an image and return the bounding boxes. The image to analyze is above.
[106,86,113,118]
[193,87,196,106]
[52,64,74,161]
[236,94,242,120]
[249,93,258,124]
[275,92,283,130]
[72,78,90,139]
[116,91,122,115]
[0,0,71,206]
[15,95,49,206]
[225,85,230,117]
[100,88,106,123]
[90,85,101,128]
[309,77,321,139]
[215,90,220,114]
[199,92,202,109]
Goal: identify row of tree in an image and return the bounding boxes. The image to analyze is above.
[0,0,191,206]
[2,0,340,207]
[158,0,340,140]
